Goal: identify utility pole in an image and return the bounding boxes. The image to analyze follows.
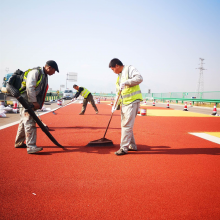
[196,58,206,99]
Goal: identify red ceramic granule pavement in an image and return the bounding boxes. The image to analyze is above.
[0,103,220,219]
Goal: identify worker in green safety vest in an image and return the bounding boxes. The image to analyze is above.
[109,58,143,156]
[73,84,98,115]
[15,60,59,154]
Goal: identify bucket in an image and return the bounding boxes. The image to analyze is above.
[140,108,146,116]
[57,100,62,106]
[13,101,18,109]
[13,101,19,113]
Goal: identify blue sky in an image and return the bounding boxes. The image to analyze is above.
[0,0,219,93]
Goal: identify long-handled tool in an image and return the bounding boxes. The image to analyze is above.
[88,90,121,146]
[6,81,64,148]
[36,110,49,130]
[52,99,77,115]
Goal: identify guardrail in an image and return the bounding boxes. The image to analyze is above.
[2,90,220,107]
[143,91,220,107]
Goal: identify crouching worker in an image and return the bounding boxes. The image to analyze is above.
[73,84,98,115]
[15,60,59,154]
[109,58,143,156]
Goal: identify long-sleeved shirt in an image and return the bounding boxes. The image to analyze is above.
[118,65,143,105]
[118,65,143,87]
[22,67,48,108]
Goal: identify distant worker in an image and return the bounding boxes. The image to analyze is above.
[15,60,59,154]
[109,58,143,155]
[56,90,60,99]
[73,84,98,115]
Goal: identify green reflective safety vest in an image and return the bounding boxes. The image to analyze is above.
[80,87,90,98]
[116,65,143,105]
[19,67,43,94]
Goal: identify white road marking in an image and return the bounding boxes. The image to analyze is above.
[189,133,220,145]
[0,100,77,130]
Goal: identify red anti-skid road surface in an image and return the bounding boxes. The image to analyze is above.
[0,102,220,220]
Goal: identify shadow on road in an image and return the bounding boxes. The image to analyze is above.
[37,144,220,156]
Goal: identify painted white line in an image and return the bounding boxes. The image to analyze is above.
[189,133,220,145]
[0,100,78,130]
[0,121,20,130]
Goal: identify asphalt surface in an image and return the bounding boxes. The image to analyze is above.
[0,99,73,127]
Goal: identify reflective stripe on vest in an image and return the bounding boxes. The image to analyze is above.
[80,87,90,98]
[19,67,42,94]
[116,65,143,105]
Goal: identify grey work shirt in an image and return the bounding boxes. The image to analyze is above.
[118,65,143,106]
[22,67,46,104]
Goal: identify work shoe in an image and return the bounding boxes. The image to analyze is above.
[128,145,137,151]
[15,143,27,148]
[27,147,43,154]
[79,112,84,115]
[96,111,99,114]
[115,149,127,156]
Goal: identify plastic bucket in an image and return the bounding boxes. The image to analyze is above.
[57,100,62,106]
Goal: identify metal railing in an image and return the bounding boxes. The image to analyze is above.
[143,91,220,107]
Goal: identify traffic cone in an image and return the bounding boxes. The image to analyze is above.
[211,104,217,115]
[111,101,113,106]
[183,102,188,111]
[144,99,147,105]
[189,101,193,107]
[166,101,170,108]
[140,108,146,116]
[152,100,155,106]
[138,107,140,114]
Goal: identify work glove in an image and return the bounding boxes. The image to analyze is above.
[120,82,125,90]
[111,106,116,113]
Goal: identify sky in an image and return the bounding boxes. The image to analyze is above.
[0,0,219,94]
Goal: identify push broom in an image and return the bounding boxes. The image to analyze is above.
[88,90,122,146]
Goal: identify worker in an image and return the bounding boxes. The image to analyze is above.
[109,58,143,155]
[73,84,98,115]
[56,90,60,99]
[15,60,59,154]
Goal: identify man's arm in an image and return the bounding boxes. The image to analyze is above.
[74,87,84,98]
[26,69,40,109]
[124,66,143,87]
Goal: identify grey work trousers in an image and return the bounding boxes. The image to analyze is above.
[120,102,140,152]
[15,106,37,149]
[82,94,98,113]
